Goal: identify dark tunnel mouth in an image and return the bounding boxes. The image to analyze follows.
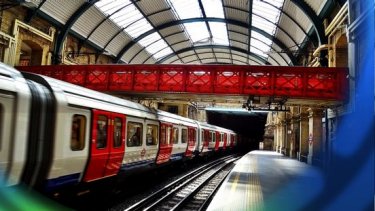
[206,110,268,151]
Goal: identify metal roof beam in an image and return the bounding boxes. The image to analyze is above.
[228,29,289,65]
[25,0,47,23]
[115,17,296,64]
[247,0,253,64]
[290,0,327,45]
[254,1,312,45]
[221,0,233,64]
[224,5,301,53]
[53,0,99,64]
[130,0,183,63]
[80,5,170,55]
[171,53,263,65]
[156,45,270,64]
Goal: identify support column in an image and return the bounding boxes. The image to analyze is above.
[284,119,292,156]
[276,123,283,153]
[307,108,324,166]
[290,116,300,158]
[299,112,309,162]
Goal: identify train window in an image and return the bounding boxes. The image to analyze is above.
[212,132,216,142]
[146,124,158,146]
[166,126,172,145]
[172,127,179,144]
[113,117,122,148]
[181,128,188,143]
[127,122,142,147]
[70,115,86,151]
[221,133,224,142]
[96,115,108,149]
[208,131,212,142]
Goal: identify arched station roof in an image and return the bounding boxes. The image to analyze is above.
[23,0,334,66]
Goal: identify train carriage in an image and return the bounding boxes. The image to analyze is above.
[0,63,31,187]
[0,63,237,194]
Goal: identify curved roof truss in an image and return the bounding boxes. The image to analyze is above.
[114,17,296,65]
[22,0,331,66]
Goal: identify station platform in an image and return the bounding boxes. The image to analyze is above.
[207,151,324,211]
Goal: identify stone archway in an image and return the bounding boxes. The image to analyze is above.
[19,40,43,66]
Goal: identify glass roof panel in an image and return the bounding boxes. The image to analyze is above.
[96,0,152,38]
[202,0,225,18]
[252,17,275,34]
[168,0,202,19]
[96,0,173,61]
[209,22,228,45]
[250,0,284,58]
[138,33,174,60]
[250,38,270,52]
[250,47,267,58]
[154,48,174,60]
[184,22,210,44]
[252,31,272,45]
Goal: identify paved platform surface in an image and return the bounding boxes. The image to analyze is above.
[207,151,324,211]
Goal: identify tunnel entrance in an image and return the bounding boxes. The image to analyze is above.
[206,110,268,153]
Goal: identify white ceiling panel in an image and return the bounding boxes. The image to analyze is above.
[182,55,199,63]
[172,41,191,51]
[225,8,248,23]
[106,33,132,55]
[217,58,232,63]
[137,0,170,14]
[148,10,177,26]
[201,58,217,63]
[305,0,328,14]
[223,0,249,9]
[215,53,231,59]
[41,0,85,24]
[196,49,212,54]
[198,53,214,59]
[227,24,248,35]
[159,26,185,37]
[89,20,122,48]
[122,44,144,63]
[179,51,196,58]
[72,7,106,38]
[165,33,187,44]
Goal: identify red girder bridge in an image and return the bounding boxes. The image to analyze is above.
[17,65,348,104]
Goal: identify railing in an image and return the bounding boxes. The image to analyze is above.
[16,64,348,101]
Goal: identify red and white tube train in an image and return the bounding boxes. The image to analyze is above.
[0,63,237,193]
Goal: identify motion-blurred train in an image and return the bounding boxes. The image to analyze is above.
[0,63,237,193]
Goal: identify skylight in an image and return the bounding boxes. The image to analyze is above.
[95,0,173,61]
[201,0,225,18]
[250,0,284,58]
[138,33,173,60]
[209,22,229,45]
[168,0,228,46]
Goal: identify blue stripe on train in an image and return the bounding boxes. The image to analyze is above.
[120,159,155,171]
[45,173,80,191]
[170,153,184,161]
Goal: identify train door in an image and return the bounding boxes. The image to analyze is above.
[185,127,196,157]
[230,134,235,148]
[84,110,125,182]
[170,125,184,161]
[0,93,14,185]
[222,133,227,150]
[156,122,173,164]
[214,131,220,151]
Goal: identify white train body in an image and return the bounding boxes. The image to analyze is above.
[0,63,237,192]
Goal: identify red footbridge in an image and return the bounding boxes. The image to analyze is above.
[17,64,348,101]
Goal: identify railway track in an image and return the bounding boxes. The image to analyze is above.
[124,155,239,211]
